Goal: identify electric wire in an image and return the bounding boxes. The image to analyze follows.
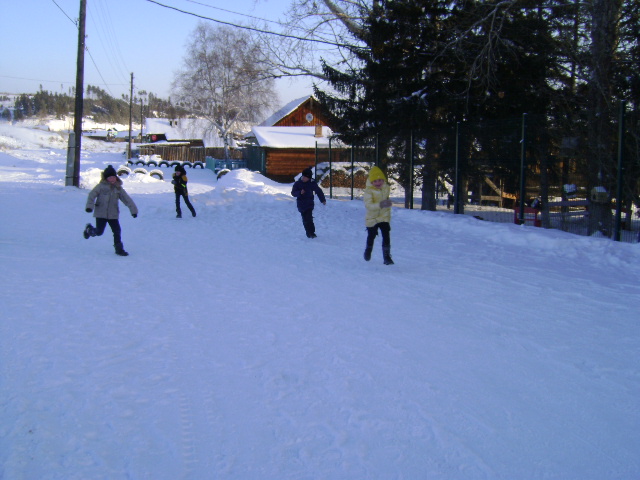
[185,0,289,28]
[184,0,319,38]
[51,0,77,25]
[146,0,353,48]
[47,0,130,95]
[90,0,131,85]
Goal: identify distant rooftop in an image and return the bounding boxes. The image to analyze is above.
[258,96,313,127]
[249,126,346,149]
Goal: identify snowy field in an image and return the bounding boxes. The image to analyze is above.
[1,120,639,479]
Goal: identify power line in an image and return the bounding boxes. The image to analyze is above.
[0,74,127,89]
[90,0,131,84]
[184,0,318,38]
[85,47,118,96]
[185,0,288,27]
[0,74,75,85]
[50,0,77,25]
[48,0,132,96]
[146,0,352,48]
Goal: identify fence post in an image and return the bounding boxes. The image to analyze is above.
[454,122,460,215]
[517,113,528,224]
[350,146,355,201]
[314,141,318,180]
[329,137,333,199]
[613,101,626,242]
[65,132,76,187]
[409,131,414,209]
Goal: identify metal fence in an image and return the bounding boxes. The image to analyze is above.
[308,108,639,243]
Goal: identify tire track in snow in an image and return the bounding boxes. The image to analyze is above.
[178,392,198,479]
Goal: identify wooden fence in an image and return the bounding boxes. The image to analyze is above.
[138,144,243,162]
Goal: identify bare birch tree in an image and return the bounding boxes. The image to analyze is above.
[256,0,372,89]
[172,23,278,158]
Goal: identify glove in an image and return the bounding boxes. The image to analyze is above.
[86,208,92,213]
[380,199,392,208]
[132,213,137,218]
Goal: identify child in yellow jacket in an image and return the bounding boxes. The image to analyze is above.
[363,166,393,265]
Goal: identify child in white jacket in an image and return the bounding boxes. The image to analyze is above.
[84,165,138,256]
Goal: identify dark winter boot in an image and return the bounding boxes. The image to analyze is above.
[83,223,95,239]
[114,242,129,256]
[364,242,373,261]
[382,246,394,265]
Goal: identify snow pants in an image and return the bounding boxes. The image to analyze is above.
[94,218,122,246]
[366,222,391,248]
[175,192,196,217]
[300,208,316,237]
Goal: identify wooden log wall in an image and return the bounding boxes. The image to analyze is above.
[139,144,200,162]
[265,148,351,182]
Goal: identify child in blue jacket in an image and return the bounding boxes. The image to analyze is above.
[291,168,326,238]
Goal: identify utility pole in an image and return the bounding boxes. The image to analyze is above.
[140,98,145,139]
[127,73,134,159]
[66,0,87,187]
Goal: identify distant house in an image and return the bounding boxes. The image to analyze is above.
[137,138,206,163]
[259,95,337,128]
[245,96,348,182]
[136,118,242,162]
[141,133,168,143]
[145,118,225,147]
[245,125,348,182]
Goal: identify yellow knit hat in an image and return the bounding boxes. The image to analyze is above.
[368,166,386,182]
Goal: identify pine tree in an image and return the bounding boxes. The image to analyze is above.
[317,0,558,209]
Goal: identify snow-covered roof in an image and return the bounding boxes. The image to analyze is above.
[258,96,313,127]
[249,126,346,149]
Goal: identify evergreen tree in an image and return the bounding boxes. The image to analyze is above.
[317,0,557,209]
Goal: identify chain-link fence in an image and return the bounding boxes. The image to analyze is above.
[311,107,639,243]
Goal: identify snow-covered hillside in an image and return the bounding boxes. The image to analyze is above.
[1,120,639,479]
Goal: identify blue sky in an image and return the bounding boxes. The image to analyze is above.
[1,0,314,105]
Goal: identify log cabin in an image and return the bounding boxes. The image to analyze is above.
[244,96,348,182]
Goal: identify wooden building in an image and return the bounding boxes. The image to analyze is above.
[245,125,349,183]
[259,95,337,128]
[244,96,347,182]
[138,139,205,163]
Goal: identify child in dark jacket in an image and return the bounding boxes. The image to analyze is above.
[291,168,326,238]
[172,165,196,218]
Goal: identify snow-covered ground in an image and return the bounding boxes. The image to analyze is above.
[1,120,639,479]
